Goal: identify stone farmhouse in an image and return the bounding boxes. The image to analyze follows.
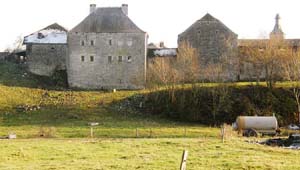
[23,4,147,89]
[22,3,300,87]
[67,4,147,89]
[24,23,68,76]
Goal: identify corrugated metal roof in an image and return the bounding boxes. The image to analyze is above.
[24,23,68,44]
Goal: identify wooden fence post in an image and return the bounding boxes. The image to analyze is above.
[180,150,188,170]
[221,124,225,143]
[149,128,152,138]
[90,127,94,138]
[136,128,139,138]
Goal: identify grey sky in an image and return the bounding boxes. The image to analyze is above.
[1,0,300,50]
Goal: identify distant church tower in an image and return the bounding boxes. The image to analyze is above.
[270,14,284,39]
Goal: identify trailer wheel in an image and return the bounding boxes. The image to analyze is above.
[246,129,258,137]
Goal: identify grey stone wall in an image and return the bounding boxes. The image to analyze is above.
[26,44,67,76]
[178,16,239,81]
[67,32,147,90]
[178,22,238,65]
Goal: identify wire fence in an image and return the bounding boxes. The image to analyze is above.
[1,126,226,139]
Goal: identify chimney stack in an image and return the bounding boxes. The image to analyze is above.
[159,42,165,48]
[122,4,128,15]
[90,4,97,14]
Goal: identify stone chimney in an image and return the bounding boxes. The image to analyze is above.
[122,4,128,15]
[159,41,165,48]
[90,4,97,14]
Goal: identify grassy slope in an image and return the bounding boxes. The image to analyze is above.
[0,61,208,138]
[0,61,300,170]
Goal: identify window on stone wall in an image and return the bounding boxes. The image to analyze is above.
[51,47,55,50]
[127,40,133,46]
[108,56,112,63]
[127,56,132,62]
[215,30,219,35]
[90,56,94,62]
[81,56,85,62]
[91,40,94,46]
[81,41,85,46]
[118,56,123,62]
[109,39,112,46]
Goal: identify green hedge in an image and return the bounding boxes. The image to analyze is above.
[139,86,298,126]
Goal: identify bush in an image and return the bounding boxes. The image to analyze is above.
[138,85,297,126]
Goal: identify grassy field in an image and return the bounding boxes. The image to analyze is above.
[0,61,219,139]
[0,61,300,169]
[1,137,300,170]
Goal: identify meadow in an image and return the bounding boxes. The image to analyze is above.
[0,61,300,170]
[1,138,300,170]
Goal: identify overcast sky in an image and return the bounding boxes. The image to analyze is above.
[1,0,300,51]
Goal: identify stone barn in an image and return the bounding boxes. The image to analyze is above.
[67,4,148,89]
[24,23,67,76]
[178,13,238,65]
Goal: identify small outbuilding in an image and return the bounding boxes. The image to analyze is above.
[24,23,68,76]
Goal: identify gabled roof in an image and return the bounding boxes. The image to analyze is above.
[24,23,68,44]
[179,13,237,37]
[200,13,219,22]
[70,7,145,33]
[43,23,68,32]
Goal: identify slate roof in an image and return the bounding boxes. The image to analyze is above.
[70,7,145,33]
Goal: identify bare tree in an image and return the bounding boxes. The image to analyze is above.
[175,41,200,83]
[201,61,231,125]
[4,35,25,53]
[12,35,24,52]
[147,41,199,87]
[281,49,300,124]
[239,38,287,88]
[147,57,179,87]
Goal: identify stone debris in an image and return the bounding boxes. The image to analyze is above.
[16,105,41,112]
[259,134,300,150]
[0,133,17,140]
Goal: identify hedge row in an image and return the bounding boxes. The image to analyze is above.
[139,86,298,126]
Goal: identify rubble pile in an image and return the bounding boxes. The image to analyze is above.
[260,134,300,150]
